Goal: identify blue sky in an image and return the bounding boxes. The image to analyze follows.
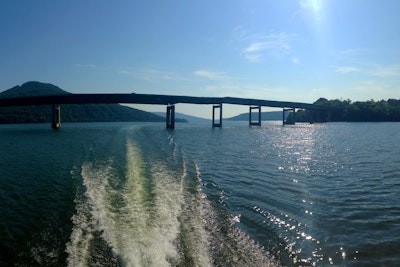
[1,0,400,118]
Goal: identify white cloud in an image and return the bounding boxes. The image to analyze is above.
[117,69,131,75]
[244,42,268,53]
[335,48,400,78]
[231,25,250,42]
[241,33,292,62]
[339,49,363,56]
[118,68,189,82]
[193,70,227,80]
[335,64,400,78]
[244,54,263,63]
[75,63,97,68]
[336,48,371,65]
[292,57,300,64]
[368,64,400,78]
[232,27,296,63]
[335,66,361,74]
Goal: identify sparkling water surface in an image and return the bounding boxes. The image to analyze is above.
[0,121,399,266]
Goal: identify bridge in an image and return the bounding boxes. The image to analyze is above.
[0,93,326,129]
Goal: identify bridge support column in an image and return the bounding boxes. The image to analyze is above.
[283,108,295,125]
[51,104,61,129]
[308,110,314,124]
[249,106,261,126]
[166,104,175,129]
[212,104,222,127]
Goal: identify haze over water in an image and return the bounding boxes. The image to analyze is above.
[0,121,399,266]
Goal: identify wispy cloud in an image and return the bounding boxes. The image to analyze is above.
[243,33,292,62]
[335,64,400,77]
[335,66,361,74]
[117,69,131,75]
[339,49,364,56]
[232,27,296,63]
[336,48,400,78]
[368,64,400,78]
[337,48,369,63]
[75,63,97,68]
[193,70,227,80]
[118,68,189,82]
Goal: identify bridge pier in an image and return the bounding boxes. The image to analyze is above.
[249,106,261,126]
[283,108,295,125]
[308,110,315,124]
[212,104,222,127]
[166,104,175,129]
[51,104,61,129]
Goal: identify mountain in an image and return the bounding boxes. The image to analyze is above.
[0,81,70,98]
[0,81,186,124]
[227,111,287,121]
[153,112,210,123]
[155,110,288,123]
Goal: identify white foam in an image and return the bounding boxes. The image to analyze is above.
[182,162,212,267]
[66,162,114,267]
[112,140,182,266]
[66,137,215,266]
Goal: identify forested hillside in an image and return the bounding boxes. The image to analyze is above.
[0,82,186,124]
[293,98,400,122]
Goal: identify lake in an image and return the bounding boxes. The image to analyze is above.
[0,121,399,266]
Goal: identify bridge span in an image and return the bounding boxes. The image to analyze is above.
[0,93,324,129]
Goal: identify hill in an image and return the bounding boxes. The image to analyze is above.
[0,81,70,98]
[153,112,210,123]
[227,111,287,121]
[0,81,186,124]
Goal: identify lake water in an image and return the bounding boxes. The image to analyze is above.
[0,121,399,266]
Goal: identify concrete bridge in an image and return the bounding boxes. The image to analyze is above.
[0,93,326,129]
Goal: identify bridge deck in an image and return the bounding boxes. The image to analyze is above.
[0,93,319,110]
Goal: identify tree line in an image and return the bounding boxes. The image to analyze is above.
[292,98,400,122]
[0,104,172,124]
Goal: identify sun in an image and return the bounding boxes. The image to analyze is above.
[310,0,322,13]
[300,0,324,21]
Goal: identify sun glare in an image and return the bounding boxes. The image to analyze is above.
[310,0,322,13]
[300,0,324,21]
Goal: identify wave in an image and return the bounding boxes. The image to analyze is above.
[65,128,276,266]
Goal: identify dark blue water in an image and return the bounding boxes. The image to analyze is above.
[0,122,399,266]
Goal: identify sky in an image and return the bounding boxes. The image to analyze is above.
[1,0,400,118]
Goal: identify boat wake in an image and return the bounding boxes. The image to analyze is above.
[66,129,276,266]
